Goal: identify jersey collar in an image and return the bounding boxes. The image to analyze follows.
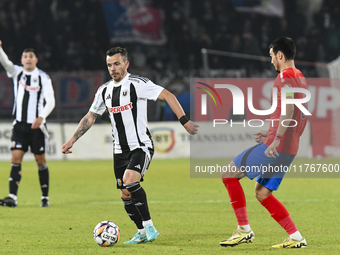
[23,67,38,75]
[113,72,130,87]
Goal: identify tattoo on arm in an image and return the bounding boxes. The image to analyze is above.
[73,112,98,141]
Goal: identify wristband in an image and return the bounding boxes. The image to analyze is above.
[275,133,282,141]
[179,115,189,126]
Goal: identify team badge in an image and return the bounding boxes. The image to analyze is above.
[117,179,123,187]
[122,89,128,97]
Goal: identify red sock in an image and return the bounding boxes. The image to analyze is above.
[222,178,248,225]
[260,194,298,235]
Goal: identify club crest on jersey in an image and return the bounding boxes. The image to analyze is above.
[122,89,128,97]
[108,102,133,114]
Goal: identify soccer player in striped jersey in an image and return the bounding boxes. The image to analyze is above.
[220,37,308,249]
[0,40,55,208]
[62,47,198,244]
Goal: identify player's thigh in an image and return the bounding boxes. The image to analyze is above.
[126,148,153,176]
[30,128,45,154]
[114,153,129,189]
[233,142,280,180]
[256,154,295,191]
[221,160,246,179]
[11,122,29,153]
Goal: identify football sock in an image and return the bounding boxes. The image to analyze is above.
[126,182,151,222]
[138,228,146,235]
[290,231,303,240]
[222,178,249,226]
[260,194,298,235]
[9,163,22,196]
[122,197,143,229]
[142,219,153,227]
[238,225,251,232]
[38,164,49,197]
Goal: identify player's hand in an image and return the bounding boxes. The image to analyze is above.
[264,140,280,158]
[31,117,43,129]
[254,130,267,143]
[184,121,199,135]
[61,140,75,154]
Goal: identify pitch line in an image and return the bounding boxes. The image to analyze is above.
[89,198,340,205]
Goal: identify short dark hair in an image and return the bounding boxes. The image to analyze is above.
[22,48,35,54]
[106,47,128,61]
[269,37,296,60]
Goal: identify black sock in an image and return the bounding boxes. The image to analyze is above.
[126,182,151,222]
[122,197,143,229]
[9,163,22,196]
[38,164,49,197]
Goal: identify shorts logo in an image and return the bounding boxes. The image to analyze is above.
[12,142,22,148]
[117,179,123,187]
[134,164,141,170]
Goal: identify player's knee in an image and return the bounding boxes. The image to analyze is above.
[123,171,141,184]
[121,189,131,199]
[254,189,271,201]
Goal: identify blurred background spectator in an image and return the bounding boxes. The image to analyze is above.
[0,0,339,121]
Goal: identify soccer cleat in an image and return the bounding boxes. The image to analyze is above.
[0,197,17,208]
[40,198,49,207]
[145,225,159,242]
[124,232,147,244]
[220,229,255,247]
[272,237,307,248]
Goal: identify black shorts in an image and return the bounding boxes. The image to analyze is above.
[11,122,46,155]
[114,147,154,189]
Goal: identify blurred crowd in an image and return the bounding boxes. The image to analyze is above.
[0,0,340,79]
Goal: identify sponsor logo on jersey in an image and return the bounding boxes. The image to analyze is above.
[108,102,133,114]
[19,81,40,91]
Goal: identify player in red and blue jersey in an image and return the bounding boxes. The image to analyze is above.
[220,37,308,249]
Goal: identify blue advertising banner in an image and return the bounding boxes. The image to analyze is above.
[101,0,166,44]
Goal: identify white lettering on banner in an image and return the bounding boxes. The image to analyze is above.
[201,84,311,116]
[108,103,133,114]
[213,119,297,128]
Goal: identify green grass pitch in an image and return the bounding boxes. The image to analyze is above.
[0,158,339,254]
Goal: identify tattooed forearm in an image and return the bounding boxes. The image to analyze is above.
[73,111,98,141]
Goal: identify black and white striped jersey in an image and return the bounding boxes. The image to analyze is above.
[90,73,164,154]
[7,65,54,124]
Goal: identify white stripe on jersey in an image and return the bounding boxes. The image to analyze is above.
[90,73,164,153]
[9,65,54,124]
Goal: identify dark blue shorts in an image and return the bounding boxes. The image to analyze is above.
[233,142,295,191]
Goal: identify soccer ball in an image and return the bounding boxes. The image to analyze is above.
[93,221,120,247]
